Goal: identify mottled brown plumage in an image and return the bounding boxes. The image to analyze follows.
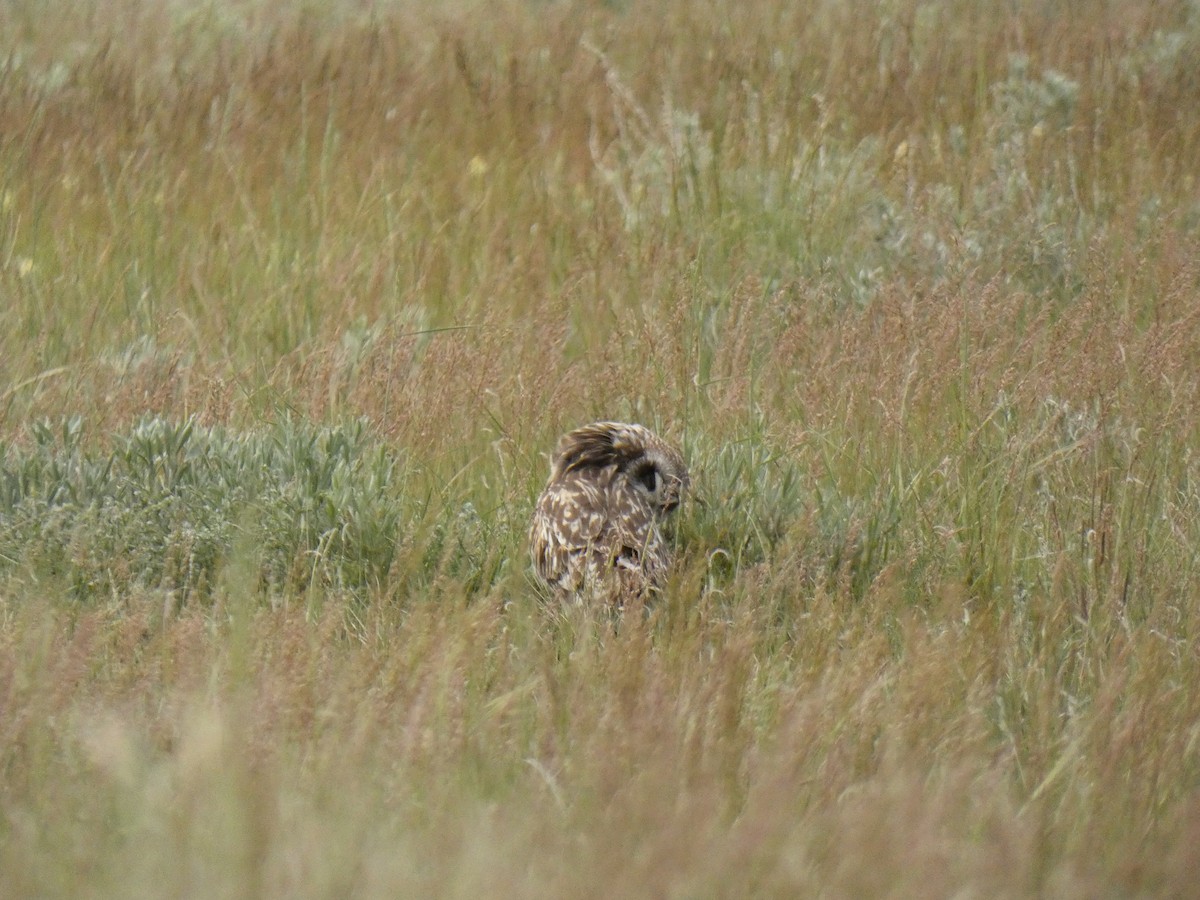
[529,422,689,607]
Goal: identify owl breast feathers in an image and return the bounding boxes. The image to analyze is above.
[529,421,689,606]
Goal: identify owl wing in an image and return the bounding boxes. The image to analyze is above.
[530,472,611,591]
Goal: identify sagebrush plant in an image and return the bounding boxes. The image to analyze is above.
[3,0,1200,896]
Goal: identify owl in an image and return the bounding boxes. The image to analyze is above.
[529,421,689,607]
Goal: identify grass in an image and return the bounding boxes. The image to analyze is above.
[3,0,1200,895]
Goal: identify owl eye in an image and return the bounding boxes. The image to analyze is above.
[635,464,658,493]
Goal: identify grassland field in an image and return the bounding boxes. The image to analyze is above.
[3,0,1200,896]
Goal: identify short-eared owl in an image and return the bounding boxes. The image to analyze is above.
[529,421,689,606]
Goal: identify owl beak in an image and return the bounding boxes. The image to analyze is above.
[662,474,692,512]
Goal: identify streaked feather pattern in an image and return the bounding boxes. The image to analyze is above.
[529,422,688,607]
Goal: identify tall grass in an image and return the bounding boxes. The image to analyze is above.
[3,0,1200,895]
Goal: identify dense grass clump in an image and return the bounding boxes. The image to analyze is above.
[0,417,419,599]
[3,0,1200,896]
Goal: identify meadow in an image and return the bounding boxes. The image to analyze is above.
[3,0,1200,895]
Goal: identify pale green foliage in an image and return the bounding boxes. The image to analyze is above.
[0,417,414,597]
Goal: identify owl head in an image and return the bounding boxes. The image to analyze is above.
[551,421,689,516]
